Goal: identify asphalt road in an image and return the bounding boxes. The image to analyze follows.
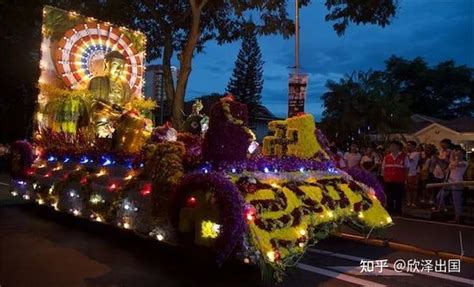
[1,191,474,286]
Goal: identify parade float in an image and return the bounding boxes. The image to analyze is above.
[9,6,392,281]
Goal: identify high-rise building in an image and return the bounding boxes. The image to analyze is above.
[144,64,178,124]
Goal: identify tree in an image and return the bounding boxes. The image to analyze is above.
[118,0,397,129]
[321,70,411,146]
[384,56,473,119]
[226,24,264,115]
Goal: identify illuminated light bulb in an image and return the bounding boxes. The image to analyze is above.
[231,168,237,173]
[124,174,133,181]
[299,167,305,173]
[11,191,18,197]
[299,242,305,248]
[270,183,279,188]
[72,209,81,216]
[90,194,103,204]
[187,196,197,207]
[51,202,59,211]
[69,190,76,197]
[266,251,275,262]
[156,234,164,241]
[108,183,117,192]
[80,177,88,185]
[202,167,209,174]
[23,194,30,200]
[263,167,270,173]
[299,229,307,236]
[16,180,27,186]
[96,169,107,177]
[124,204,131,210]
[140,183,152,196]
[52,164,62,171]
[358,212,364,218]
[386,217,392,223]
[48,186,54,194]
[327,211,334,218]
[33,183,38,189]
[273,169,278,173]
[243,258,250,264]
[96,217,103,222]
[37,198,44,205]
[123,222,130,229]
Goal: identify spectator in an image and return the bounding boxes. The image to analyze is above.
[382,140,409,215]
[330,146,346,169]
[437,145,467,223]
[420,144,436,203]
[344,143,361,169]
[360,147,380,175]
[406,141,420,207]
[429,139,452,205]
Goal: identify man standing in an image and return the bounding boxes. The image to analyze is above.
[382,141,409,215]
[406,141,420,207]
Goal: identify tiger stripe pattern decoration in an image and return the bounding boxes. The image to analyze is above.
[238,175,391,267]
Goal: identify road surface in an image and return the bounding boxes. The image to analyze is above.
[1,186,473,286]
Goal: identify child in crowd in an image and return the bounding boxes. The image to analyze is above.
[406,141,420,207]
[382,140,409,215]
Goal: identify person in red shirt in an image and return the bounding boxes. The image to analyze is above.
[382,140,409,215]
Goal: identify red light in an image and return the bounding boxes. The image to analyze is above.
[186,196,197,207]
[44,171,52,178]
[108,183,117,192]
[244,205,257,222]
[80,177,88,185]
[140,183,152,196]
[26,167,35,176]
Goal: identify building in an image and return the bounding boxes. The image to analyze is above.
[408,114,474,152]
[378,114,474,154]
[144,64,178,124]
[183,94,280,142]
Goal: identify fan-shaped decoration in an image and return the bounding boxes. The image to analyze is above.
[53,22,144,94]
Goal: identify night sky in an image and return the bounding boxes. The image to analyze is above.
[157,0,473,119]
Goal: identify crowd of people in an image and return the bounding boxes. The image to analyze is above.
[330,139,474,224]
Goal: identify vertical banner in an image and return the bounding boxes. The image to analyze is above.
[288,73,308,117]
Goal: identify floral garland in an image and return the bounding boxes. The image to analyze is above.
[173,172,246,265]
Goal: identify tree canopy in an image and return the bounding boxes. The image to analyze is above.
[321,56,474,146]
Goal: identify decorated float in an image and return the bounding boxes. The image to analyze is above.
[10,6,392,282]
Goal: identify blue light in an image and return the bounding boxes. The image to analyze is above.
[202,168,209,174]
[263,167,270,173]
[231,168,237,173]
[80,156,90,164]
[102,157,112,166]
[47,156,56,162]
[63,157,70,163]
[139,163,144,168]
[299,167,305,173]
[273,168,278,173]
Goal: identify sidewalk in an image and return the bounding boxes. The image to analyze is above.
[339,216,474,257]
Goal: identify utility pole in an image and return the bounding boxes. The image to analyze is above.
[295,0,300,75]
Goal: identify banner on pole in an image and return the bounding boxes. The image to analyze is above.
[288,73,308,117]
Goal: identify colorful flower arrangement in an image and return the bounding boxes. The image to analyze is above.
[263,114,327,159]
[173,172,246,265]
[202,96,253,163]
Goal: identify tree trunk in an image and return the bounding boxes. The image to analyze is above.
[171,0,206,130]
[161,30,175,115]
